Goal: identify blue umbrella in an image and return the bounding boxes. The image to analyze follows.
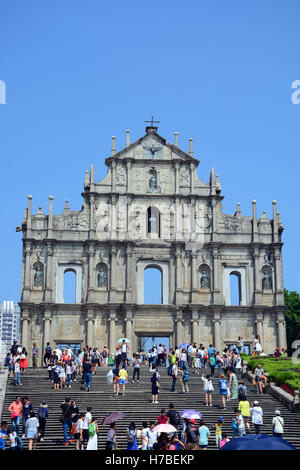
[179,343,189,349]
[221,434,296,450]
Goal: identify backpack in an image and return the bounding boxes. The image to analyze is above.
[102,350,107,358]
[127,429,135,444]
[92,352,98,361]
[231,420,239,431]
[183,370,189,382]
[89,422,96,437]
[38,408,46,419]
[220,380,227,390]
[187,427,198,443]
[45,346,52,354]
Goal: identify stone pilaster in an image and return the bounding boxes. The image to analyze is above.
[109,245,117,302]
[86,311,95,347]
[125,311,133,349]
[211,245,222,304]
[191,310,199,343]
[44,243,53,302]
[274,247,284,305]
[175,310,183,348]
[22,241,32,302]
[87,243,95,301]
[175,162,180,194]
[109,310,117,352]
[276,312,286,350]
[213,313,222,351]
[125,246,132,303]
[175,246,182,304]
[253,246,262,305]
[89,195,95,238]
[43,310,52,350]
[255,312,264,349]
[21,310,30,353]
[191,251,198,304]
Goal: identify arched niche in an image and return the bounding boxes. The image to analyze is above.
[147,206,160,237]
[96,262,108,288]
[33,261,44,288]
[199,264,211,289]
[262,265,273,291]
[223,267,247,306]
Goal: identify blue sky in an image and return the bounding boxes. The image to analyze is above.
[0,0,299,303]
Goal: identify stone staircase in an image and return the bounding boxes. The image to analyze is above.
[2,366,300,450]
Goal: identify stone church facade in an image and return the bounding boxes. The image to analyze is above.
[18,125,287,363]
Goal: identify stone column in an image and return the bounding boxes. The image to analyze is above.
[192,310,199,344]
[109,311,117,352]
[213,313,222,351]
[44,243,53,302]
[191,251,198,304]
[255,313,264,350]
[125,246,132,303]
[43,311,52,350]
[277,313,286,350]
[127,160,132,193]
[175,246,182,304]
[175,162,180,194]
[87,243,95,301]
[274,248,284,305]
[111,197,117,239]
[175,198,182,239]
[21,311,30,353]
[89,195,95,238]
[211,198,217,241]
[86,312,94,347]
[111,160,116,192]
[175,311,183,348]
[253,246,262,305]
[125,311,133,349]
[190,163,195,195]
[211,245,222,304]
[109,245,117,302]
[22,242,32,302]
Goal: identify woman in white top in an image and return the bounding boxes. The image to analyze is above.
[250,401,263,434]
[201,374,214,406]
[25,411,39,450]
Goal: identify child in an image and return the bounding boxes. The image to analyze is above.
[181,366,190,393]
[219,432,229,448]
[194,355,201,374]
[214,419,223,447]
[112,366,119,394]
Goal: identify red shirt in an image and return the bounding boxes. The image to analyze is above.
[157,415,168,425]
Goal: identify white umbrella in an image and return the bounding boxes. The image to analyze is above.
[117,338,130,344]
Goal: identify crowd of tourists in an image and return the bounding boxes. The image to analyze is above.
[0,337,286,450]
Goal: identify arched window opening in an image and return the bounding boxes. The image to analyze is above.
[230,272,241,305]
[147,206,160,237]
[63,269,76,303]
[144,266,163,304]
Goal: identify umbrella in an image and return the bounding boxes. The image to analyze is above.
[101,412,125,426]
[153,424,178,433]
[180,409,202,420]
[221,434,296,450]
[117,338,130,344]
[179,343,189,349]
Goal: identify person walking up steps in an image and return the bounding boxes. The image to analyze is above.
[272,410,284,438]
[87,417,98,450]
[37,401,48,441]
[118,365,128,396]
[201,374,214,406]
[151,372,160,404]
[250,400,263,434]
[218,374,228,410]
[132,353,141,383]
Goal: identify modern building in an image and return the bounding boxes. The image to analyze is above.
[17,124,287,364]
[0,301,20,363]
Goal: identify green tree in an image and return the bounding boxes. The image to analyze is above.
[284,289,300,355]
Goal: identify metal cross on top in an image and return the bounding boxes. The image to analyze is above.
[144,115,160,127]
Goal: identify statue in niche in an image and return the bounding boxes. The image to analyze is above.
[149,169,157,193]
[97,266,108,287]
[262,269,272,290]
[148,215,157,233]
[34,265,43,287]
[200,269,210,289]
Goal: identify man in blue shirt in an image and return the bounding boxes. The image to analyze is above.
[207,344,216,357]
[0,421,7,450]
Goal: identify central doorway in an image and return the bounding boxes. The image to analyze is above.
[138,336,170,354]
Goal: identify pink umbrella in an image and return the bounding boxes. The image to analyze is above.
[153,424,178,433]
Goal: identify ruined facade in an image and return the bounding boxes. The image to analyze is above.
[18,125,287,363]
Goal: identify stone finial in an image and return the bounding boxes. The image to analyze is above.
[126,130,130,147]
[235,202,241,217]
[189,138,194,157]
[215,174,222,193]
[64,199,70,210]
[111,136,116,155]
[48,196,54,214]
[84,170,89,188]
[90,164,94,184]
[174,132,178,147]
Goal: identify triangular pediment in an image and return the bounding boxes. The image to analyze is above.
[106,131,199,165]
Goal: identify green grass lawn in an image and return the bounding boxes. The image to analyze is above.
[242,355,300,392]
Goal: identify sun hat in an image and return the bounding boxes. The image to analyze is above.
[253,400,259,405]
[275,410,281,415]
